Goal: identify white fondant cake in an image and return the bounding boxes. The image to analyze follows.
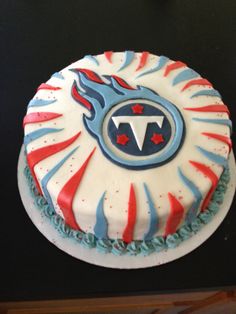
[23,51,232,251]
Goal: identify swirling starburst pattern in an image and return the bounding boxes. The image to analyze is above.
[23,51,232,247]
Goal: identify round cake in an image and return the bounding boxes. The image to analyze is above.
[23,51,232,255]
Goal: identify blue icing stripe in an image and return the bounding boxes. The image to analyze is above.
[178,168,202,224]
[28,99,57,108]
[118,51,135,72]
[196,146,228,167]
[94,192,108,239]
[51,72,64,80]
[143,183,158,240]
[192,118,232,131]
[172,69,199,86]
[136,56,169,78]
[84,55,99,66]
[24,128,63,146]
[191,89,221,98]
[41,147,78,210]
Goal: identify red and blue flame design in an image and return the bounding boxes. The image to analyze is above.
[70,68,185,170]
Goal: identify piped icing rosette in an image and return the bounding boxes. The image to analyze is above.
[23,51,232,248]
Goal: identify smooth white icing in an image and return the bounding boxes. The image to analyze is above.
[24,52,231,240]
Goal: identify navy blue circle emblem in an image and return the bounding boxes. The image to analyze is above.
[101,97,185,170]
[108,103,172,156]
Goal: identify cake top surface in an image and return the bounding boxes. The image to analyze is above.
[23,51,231,241]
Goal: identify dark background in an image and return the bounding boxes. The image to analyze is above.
[1,0,236,302]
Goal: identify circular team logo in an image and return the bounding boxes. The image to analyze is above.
[71,69,185,170]
[107,101,172,157]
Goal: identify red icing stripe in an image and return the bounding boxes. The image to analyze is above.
[164,193,185,236]
[189,161,219,212]
[37,83,61,91]
[122,184,137,243]
[23,112,62,127]
[181,78,212,91]
[111,75,135,90]
[136,51,149,71]
[27,131,81,195]
[57,148,96,230]
[184,104,229,115]
[76,68,104,84]
[164,61,186,77]
[202,132,232,152]
[104,51,113,63]
[71,81,92,110]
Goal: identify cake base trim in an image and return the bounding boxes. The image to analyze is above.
[18,146,236,268]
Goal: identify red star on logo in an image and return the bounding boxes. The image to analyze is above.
[151,133,164,145]
[116,134,130,145]
[131,104,144,114]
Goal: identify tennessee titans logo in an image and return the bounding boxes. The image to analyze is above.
[71,69,185,170]
[107,101,172,156]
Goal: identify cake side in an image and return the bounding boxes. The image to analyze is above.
[23,51,232,243]
[23,160,230,255]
